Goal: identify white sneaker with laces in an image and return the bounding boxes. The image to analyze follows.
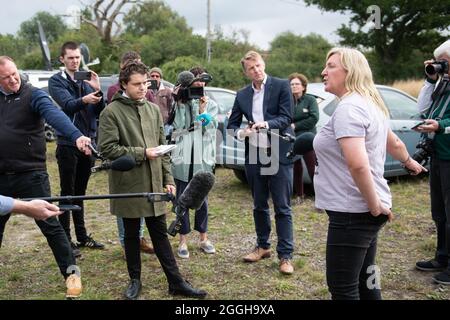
[199,239,216,254]
[177,242,189,259]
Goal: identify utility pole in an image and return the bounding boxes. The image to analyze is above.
[206,0,211,63]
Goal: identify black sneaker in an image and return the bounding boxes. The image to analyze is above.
[415,259,447,272]
[71,242,82,258]
[77,234,105,250]
[433,271,450,285]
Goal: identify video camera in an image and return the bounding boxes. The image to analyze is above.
[172,71,212,102]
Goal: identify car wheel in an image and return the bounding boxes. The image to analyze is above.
[233,169,247,184]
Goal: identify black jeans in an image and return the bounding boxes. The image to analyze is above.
[0,171,75,278]
[430,157,450,270]
[123,215,184,285]
[326,210,388,300]
[56,144,94,243]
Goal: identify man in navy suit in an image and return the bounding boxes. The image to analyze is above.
[227,51,295,275]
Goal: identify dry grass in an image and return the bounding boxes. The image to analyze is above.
[390,79,424,98]
[0,143,449,300]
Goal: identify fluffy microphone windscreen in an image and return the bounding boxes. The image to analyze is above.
[179,171,215,210]
[177,71,195,87]
[292,132,315,156]
[110,155,136,171]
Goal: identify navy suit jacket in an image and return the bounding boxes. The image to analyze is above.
[227,75,294,165]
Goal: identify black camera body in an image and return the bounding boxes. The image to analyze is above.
[173,85,205,102]
[425,60,449,76]
[74,71,92,81]
[148,79,158,90]
[412,137,434,166]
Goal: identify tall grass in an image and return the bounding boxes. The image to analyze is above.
[390,79,424,98]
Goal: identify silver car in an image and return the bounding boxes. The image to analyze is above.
[218,83,423,184]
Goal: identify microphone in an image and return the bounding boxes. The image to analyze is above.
[91,155,136,173]
[167,171,215,236]
[195,113,212,126]
[286,132,315,159]
[176,71,195,88]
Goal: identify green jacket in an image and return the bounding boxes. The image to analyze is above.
[98,93,174,218]
[171,98,218,182]
[292,94,319,136]
[428,90,450,160]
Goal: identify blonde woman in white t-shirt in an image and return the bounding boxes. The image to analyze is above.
[313,47,425,300]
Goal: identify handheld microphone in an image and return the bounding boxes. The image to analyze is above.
[286,132,315,158]
[91,154,136,173]
[195,113,212,126]
[167,171,215,236]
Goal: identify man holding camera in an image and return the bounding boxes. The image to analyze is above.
[414,39,450,285]
[170,67,218,259]
[149,67,173,125]
[48,41,105,256]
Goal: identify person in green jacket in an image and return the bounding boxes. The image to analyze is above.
[171,66,218,259]
[98,61,207,300]
[288,73,319,205]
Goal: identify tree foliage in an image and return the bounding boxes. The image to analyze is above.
[17,11,67,47]
[304,0,450,82]
[124,0,191,36]
[266,32,332,81]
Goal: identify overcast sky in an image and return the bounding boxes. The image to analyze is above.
[0,0,350,49]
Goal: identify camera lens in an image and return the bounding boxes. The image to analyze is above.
[425,63,440,75]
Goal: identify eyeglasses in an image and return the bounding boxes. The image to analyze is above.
[290,82,302,86]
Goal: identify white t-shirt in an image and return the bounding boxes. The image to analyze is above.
[313,93,392,212]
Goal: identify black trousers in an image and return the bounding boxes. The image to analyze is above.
[123,215,184,285]
[430,157,450,270]
[326,210,388,300]
[0,171,75,278]
[56,144,94,243]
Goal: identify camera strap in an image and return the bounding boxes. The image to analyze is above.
[427,92,450,139]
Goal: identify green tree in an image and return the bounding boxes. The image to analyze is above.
[17,11,67,47]
[304,0,450,82]
[124,0,191,36]
[266,32,332,81]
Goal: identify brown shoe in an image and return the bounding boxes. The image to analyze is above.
[279,258,294,275]
[140,238,155,254]
[66,274,82,299]
[243,247,271,262]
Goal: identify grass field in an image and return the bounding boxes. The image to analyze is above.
[0,142,448,300]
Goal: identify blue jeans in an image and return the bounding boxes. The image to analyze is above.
[117,217,145,246]
[245,162,294,260]
[326,210,388,300]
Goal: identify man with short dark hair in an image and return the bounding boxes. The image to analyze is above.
[48,41,105,257]
[107,51,155,256]
[149,66,173,125]
[98,60,207,300]
[0,55,91,298]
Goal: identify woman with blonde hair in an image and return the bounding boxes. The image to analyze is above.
[313,47,426,300]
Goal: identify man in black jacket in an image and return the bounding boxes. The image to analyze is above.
[49,42,105,256]
[0,55,91,298]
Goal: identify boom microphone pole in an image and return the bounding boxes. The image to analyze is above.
[22,192,175,204]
